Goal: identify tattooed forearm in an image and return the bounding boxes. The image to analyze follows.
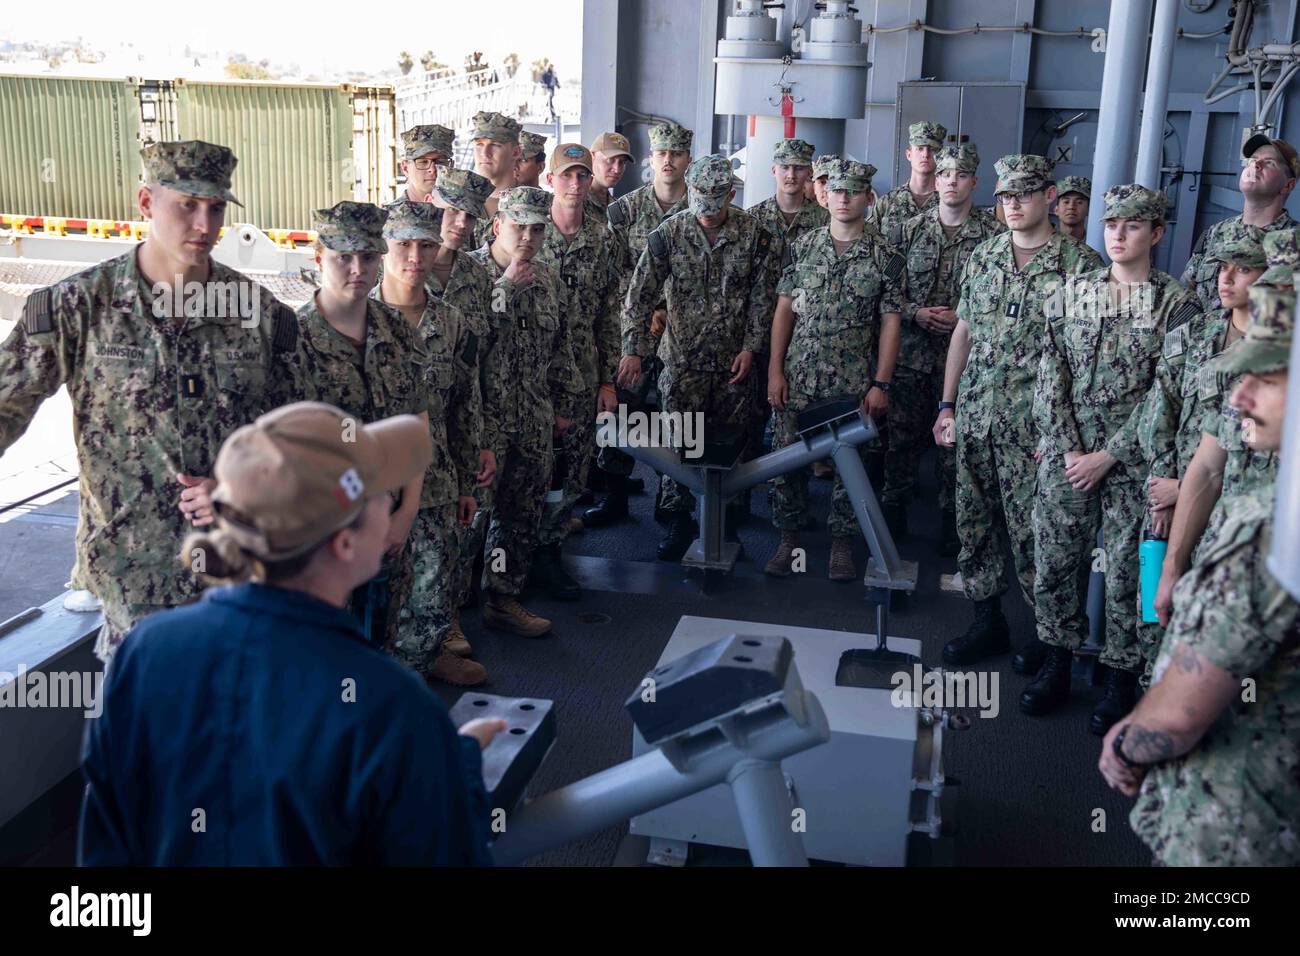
[1172,642,1204,675]
[1124,723,1178,763]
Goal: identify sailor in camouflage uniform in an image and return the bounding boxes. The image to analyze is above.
[884,144,1003,553]
[1024,185,1202,728]
[292,202,430,647]
[371,200,487,687]
[531,144,622,599]
[1153,229,1279,628]
[810,154,841,211]
[470,111,523,249]
[746,139,830,251]
[743,138,830,512]
[428,168,500,629]
[0,140,305,661]
[867,121,946,238]
[587,131,634,222]
[1139,228,1267,633]
[1101,287,1298,867]
[618,154,780,561]
[764,160,906,581]
[1181,134,1298,311]
[470,187,584,637]
[936,154,1103,672]
[516,130,548,188]
[586,122,693,517]
[398,124,454,204]
[1052,176,1091,244]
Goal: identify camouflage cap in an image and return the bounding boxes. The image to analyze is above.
[141,140,243,206]
[382,199,443,242]
[401,124,454,160]
[908,122,947,149]
[649,121,693,152]
[772,138,815,166]
[496,186,551,225]
[313,201,389,254]
[471,111,521,145]
[994,154,1054,195]
[1216,284,1294,376]
[1057,176,1092,199]
[519,130,548,159]
[433,168,494,220]
[684,154,735,216]
[935,144,979,174]
[1257,228,1300,289]
[827,160,876,193]
[1207,221,1267,269]
[1101,183,1168,221]
[812,154,842,180]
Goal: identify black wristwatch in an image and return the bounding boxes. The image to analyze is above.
[1111,726,1144,770]
[938,400,956,412]
[871,379,893,394]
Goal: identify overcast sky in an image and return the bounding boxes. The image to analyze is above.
[2,1,584,77]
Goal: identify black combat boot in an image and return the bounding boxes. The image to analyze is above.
[657,513,698,561]
[942,597,1011,665]
[582,474,630,527]
[1011,638,1049,675]
[1019,646,1074,716]
[939,509,959,557]
[1089,666,1139,736]
[529,544,581,601]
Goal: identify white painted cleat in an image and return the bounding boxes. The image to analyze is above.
[63,589,102,612]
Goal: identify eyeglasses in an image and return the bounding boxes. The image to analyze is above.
[995,189,1044,206]
[411,157,450,171]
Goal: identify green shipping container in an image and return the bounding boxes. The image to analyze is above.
[174,80,357,231]
[0,74,143,221]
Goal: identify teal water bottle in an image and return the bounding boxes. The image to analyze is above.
[1140,531,1168,624]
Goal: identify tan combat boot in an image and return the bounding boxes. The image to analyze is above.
[428,649,487,687]
[567,516,585,534]
[483,594,553,638]
[444,611,472,657]
[763,532,800,577]
[829,537,857,582]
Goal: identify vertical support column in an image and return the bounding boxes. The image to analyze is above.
[581,0,619,141]
[1008,0,1037,84]
[1135,0,1181,188]
[1170,110,1209,270]
[695,0,722,154]
[1086,0,1154,252]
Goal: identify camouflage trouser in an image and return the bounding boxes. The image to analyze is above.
[746,354,771,460]
[595,357,663,478]
[955,425,1037,605]
[1032,457,1147,673]
[94,601,171,663]
[538,405,595,546]
[882,366,956,513]
[770,396,880,538]
[482,426,553,596]
[391,503,460,673]
[658,367,755,514]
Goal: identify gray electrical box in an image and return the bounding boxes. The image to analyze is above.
[895,81,1026,208]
